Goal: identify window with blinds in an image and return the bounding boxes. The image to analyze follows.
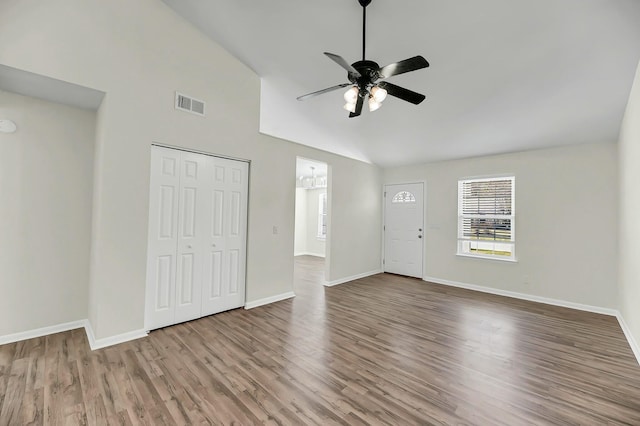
[457,176,515,260]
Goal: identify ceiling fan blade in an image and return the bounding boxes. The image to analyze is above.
[297,83,352,101]
[379,56,429,79]
[377,82,426,105]
[349,95,364,118]
[324,52,362,78]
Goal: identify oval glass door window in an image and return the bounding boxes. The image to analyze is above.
[392,191,416,203]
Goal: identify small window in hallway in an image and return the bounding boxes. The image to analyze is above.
[318,192,327,239]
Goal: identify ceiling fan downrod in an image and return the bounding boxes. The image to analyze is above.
[360,0,372,61]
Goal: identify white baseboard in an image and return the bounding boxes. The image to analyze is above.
[616,313,640,366]
[325,269,382,287]
[423,276,619,316]
[245,291,296,309]
[294,252,325,258]
[0,319,146,351]
[0,320,87,346]
[84,321,147,351]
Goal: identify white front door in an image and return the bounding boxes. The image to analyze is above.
[146,146,248,331]
[384,183,424,278]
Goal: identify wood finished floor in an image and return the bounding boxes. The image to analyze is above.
[1,256,640,425]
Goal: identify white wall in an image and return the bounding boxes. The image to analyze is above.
[384,142,618,309]
[619,62,640,349]
[0,89,94,336]
[327,160,382,282]
[0,0,382,340]
[294,188,307,255]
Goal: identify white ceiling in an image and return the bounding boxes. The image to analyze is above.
[163,0,640,167]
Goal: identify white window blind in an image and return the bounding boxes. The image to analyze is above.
[457,177,515,260]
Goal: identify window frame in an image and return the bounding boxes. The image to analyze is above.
[391,191,416,204]
[457,176,516,262]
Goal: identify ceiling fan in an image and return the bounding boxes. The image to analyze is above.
[297,0,430,118]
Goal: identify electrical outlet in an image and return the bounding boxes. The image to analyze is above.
[523,275,531,286]
[272,226,278,235]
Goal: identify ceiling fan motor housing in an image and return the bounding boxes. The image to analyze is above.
[349,60,380,94]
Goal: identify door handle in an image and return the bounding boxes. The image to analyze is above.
[187,244,193,249]
[418,235,422,239]
[419,228,422,232]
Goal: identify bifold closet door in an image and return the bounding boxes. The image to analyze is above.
[146,146,181,329]
[173,151,207,324]
[201,157,248,315]
[146,146,248,331]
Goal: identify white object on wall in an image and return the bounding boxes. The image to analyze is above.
[0,119,17,133]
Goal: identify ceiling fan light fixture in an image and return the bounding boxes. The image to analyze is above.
[344,102,357,113]
[368,96,382,112]
[343,86,359,103]
[371,85,387,103]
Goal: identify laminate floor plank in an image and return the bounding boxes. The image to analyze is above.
[21,387,44,426]
[2,255,640,424]
[0,358,27,425]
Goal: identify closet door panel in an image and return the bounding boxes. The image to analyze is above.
[174,151,208,323]
[202,157,248,315]
[146,147,181,329]
[206,250,223,299]
[222,161,248,311]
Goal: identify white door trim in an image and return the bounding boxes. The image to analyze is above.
[151,142,251,164]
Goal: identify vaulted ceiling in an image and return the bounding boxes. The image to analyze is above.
[163,0,640,167]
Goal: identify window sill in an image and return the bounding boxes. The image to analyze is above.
[456,253,518,263]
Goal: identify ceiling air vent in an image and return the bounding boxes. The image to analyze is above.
[175,92,205,116]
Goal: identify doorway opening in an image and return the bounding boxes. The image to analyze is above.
[294,157,329,283]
